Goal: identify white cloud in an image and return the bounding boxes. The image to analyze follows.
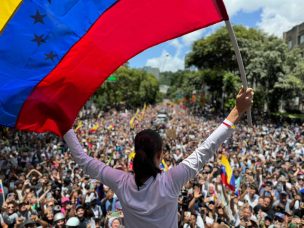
[225,0,304,37]
[169,39,182,49]
[146,50,184,72]
[146,1,304,72]
[145,39,186,72]
[224,0,264,17]
[144,29,207,72]
[258,11,295,37]
[169,39,183,56]
[181,29,205,46]
[203,22,224,37]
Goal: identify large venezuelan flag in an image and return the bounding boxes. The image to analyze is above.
[220,155,235,191]
[0,0,228,136]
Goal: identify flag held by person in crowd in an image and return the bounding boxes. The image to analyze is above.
[220,155,235,191]
[75,121,83,132]
[89,123,100,133]
[160,159,168,172]
[138,103,147,122]
[0,0,229,136]
[0,179,5,205]
[0,179,3,194]
[129,109,140,129]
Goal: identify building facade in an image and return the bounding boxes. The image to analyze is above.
[283,22,304,112]
[283,22,304,55]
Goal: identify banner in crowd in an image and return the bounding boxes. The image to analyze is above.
[0,0,228,136]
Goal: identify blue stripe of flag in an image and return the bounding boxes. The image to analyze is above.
[0,0,116,127]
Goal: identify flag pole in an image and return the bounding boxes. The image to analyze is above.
[225,20,253,127]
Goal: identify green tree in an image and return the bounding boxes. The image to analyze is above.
[223,72,241,110]
[275,56,304,111]
[186,26,264,71]
[159,71,177,86]
[186,25,302,113]
[93,66,160,110]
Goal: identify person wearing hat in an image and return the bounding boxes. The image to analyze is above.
[65,217,80,227]
[53,212,65,228]
[17,202,31,221]
[22,219,37,228]
[64,88,253,227]
[75,204,90,228]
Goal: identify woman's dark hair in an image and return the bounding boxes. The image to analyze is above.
[133,129,162,190]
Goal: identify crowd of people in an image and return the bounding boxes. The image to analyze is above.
[0,103,303,228]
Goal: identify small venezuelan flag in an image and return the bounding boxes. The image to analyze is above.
[220,155,235,191]
[160,159,168,172]
[0,179,4,203]
[0,179,3,194]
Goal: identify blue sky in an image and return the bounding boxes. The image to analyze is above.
[129,0,304,72]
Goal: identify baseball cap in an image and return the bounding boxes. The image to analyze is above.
[75,204,84,211]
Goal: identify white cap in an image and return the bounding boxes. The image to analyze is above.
[54,212,65,222]
[66,217,80,227]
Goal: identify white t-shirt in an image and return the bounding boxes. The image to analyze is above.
[64,123,233,228]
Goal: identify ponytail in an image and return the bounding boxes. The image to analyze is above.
[133,129,162,190]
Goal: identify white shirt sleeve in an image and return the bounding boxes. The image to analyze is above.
[63,129,127,192]
[64,121,233,197]
[196,213,205,228]
[165,122,234,197]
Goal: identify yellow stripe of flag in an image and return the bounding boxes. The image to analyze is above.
[128,151,135,160]
[130,109,139,128]
[161,159,168,171]
[0,0,23,33]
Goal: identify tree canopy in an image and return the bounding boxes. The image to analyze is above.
[173,25,304,113]
[92,25,304,115]
[93,66,161,110]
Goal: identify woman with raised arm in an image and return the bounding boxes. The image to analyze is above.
[63,88,253,228]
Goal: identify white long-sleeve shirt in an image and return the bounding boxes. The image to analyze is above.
[64,122,233,228]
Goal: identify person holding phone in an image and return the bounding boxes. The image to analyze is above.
[64,88,253,227]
